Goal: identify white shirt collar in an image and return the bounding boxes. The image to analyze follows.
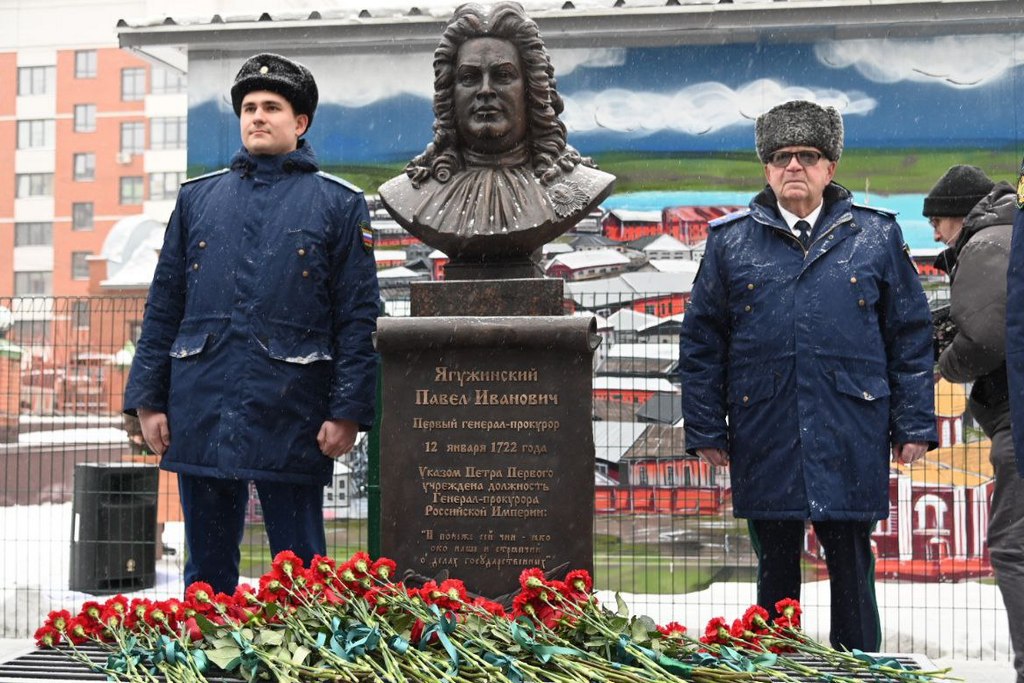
[778,202,823,236]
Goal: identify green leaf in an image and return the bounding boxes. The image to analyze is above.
[631,619,651,643]
[193,613,221,636]
[636,615,658,633]
[205,645,242,671]
[291,646,311,666]
[615,593,630,618]
[211,635,238,649]
[258,630,284,647]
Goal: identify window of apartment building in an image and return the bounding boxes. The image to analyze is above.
[150,117,187,150]
[120,122,145,155]
[73,105,96,132]
[151,67,186,95]
[15,173,53,198]
[121,67,146,101]
[16,119,55,149]
[17,66,54,96]
[71,252,92,280]
[14,222,53,247]
[73,153,96,181]
[74,50,97,78]
[14,271,52,296]
[72,300,91,328]
[72,202,94,231]
[120,176,144,204]
[149,172,186,201]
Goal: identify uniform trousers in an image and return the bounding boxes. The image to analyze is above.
[749,519,879,652]
[178,473,327,595]
[986,426,1024,683]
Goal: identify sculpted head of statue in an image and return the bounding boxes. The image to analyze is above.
[378,1,615,276]
[406,2,581,187]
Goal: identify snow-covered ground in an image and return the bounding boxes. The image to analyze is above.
[0,503,1016,675]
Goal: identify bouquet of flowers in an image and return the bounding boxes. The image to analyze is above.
[35,550,955,682]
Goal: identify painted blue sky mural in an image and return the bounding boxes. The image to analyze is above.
[188,33,1024,169]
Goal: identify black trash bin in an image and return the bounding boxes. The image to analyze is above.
[69,463,158,594]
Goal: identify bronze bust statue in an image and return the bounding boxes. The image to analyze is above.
[378,1,615,273]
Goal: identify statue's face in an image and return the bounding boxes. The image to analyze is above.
[453,37,528,155]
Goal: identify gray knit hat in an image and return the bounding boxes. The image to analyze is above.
[755,100,844,163]
[922,165,995,217]
[230,53,319,130]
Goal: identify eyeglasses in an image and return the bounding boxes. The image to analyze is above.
[767,150,824,168]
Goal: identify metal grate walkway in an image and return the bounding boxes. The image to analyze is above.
[0,644,939,682]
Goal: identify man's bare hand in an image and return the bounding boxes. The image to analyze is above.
[318,419,358,459]
[892,441,928,465]
[697,447,730,467]
[137,408,170,455]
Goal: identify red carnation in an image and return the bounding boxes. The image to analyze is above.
[102,595,128,616]
[774,598,802,627]
[518,567,546,592]
[271,550,304,580]
[742,605,770,633]
[258,574,289,604]
[657,621,688,638]
[185,582,216,613]
[79,601,103,626]
[44,609,72,633]
[65,617,91,645]
[700,616,731,645]
[471,596,507,618]
[437,579,468,609]
[371,557,397,582]
[34,624,61,648]
[563,569,593,601]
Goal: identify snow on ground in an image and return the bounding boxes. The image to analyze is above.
[0,503,1015,668]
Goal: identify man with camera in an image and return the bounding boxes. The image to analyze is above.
[926,165,1022,683]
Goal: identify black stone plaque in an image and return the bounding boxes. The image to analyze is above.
[411,279,564,317]
[376,316,598,598]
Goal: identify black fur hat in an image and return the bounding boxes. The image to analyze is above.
[755,100,844,163]
[922,165,995,217]
[230,53,318,130]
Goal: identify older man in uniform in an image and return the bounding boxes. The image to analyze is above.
[124,53,379,594]
[679,100,936,651]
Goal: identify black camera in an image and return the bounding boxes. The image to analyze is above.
[931,302,956,360]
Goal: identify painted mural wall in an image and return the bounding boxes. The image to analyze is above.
[187,32,1024,171]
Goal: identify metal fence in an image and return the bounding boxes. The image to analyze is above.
[0,294,1012,666]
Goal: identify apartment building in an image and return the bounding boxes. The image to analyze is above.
[0,1,187,345]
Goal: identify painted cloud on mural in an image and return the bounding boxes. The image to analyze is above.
[561,79,877,136]
[815,35,1024,88]
[190,47,625,109]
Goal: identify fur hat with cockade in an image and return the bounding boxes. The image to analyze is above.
[230,53,319,130]
[755,100,844,163]
[922,165,995,217]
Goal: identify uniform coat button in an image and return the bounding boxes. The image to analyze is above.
[192,263,199,270]
[850,276,857,284]
[298,248,306,256]
[199,241,207,248]
[302,270,310,278]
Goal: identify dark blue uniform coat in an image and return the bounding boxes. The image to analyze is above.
[679,184,937,521]
[1005,193,1024,477]
[124,143,379,486]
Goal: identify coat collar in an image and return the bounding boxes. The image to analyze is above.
[230,140,320,178]
[937,181,1017,276]
[750,182,852,227]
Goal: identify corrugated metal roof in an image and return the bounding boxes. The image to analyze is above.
[117,0,1024,56]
